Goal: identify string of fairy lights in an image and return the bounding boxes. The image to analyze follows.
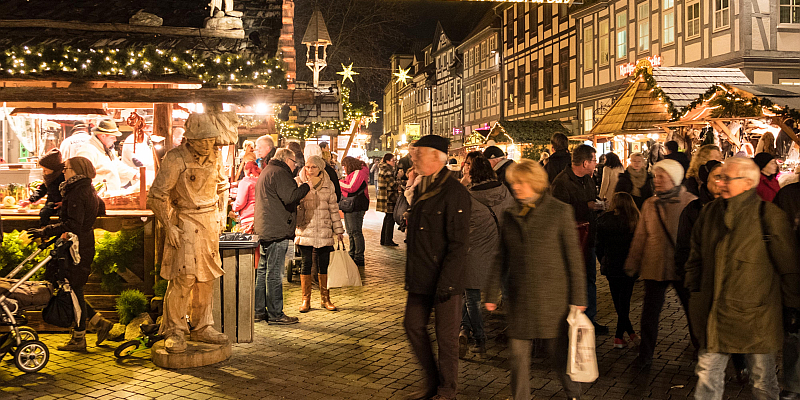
[0,45,286,87]
[633,65,800,121]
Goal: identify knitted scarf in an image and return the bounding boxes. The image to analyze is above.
[627,166,647,197]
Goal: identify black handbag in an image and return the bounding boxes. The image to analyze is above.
[339,181,367,213]
[42,281,76,328]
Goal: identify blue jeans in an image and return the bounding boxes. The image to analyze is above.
[584,246,598,323]
[695,351,779,400]
[460,289,485,343]
[254,239,290,320]
[343,211,365,263]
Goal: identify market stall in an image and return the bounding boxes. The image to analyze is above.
[481,119,571,161]
[589,63,752,163]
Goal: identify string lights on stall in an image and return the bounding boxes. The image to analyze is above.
[632,65,800,121]
[0,45,286,87]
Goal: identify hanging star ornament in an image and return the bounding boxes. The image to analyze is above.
[393,67,411,85]
[337,63,359,84]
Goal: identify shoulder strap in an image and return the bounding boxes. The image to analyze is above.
[654,202,676,249]
[482,201,500,228]
[760,201,779,270]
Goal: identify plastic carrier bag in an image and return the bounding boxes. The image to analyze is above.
[566,305,599,382]
[327,241,363,288]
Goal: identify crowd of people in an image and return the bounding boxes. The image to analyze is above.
[22,118,800,400]
[395,133,800,400]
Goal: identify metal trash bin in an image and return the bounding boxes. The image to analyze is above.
[213,232,259,343]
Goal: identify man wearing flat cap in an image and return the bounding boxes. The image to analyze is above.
[403,134,471,400]
[147,113,230,353]
[75,119,138,193]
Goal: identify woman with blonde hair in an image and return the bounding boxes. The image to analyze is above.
[597,192,641,348]
[295,155,345,312]
[615,152,654,209]
[485,159,587,400]
[684,144,722,196]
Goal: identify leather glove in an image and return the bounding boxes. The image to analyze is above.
[26,228,46,239]
[785,307,800,334]
[435,286,456,304]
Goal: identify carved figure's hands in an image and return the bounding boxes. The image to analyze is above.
[167,226,184,248]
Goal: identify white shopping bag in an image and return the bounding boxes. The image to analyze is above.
[566,305,599,382]
[327,241,363,288]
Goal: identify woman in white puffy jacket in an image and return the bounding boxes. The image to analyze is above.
[295,155,345,312]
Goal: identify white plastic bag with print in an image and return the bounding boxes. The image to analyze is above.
[567,305,599,382]
[327,240,362,288]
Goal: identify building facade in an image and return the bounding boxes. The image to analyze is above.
[383,54,413,144]
[572,0,800,134]
[457,14,502,137]
[431,23,465,145]
[501,3,580,132]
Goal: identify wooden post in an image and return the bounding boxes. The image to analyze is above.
[139,166,147,210]
[154,103,173,153]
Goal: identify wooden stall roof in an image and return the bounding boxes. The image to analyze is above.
[729,84,800,110]
[592,67,752,136]
[652,67,750,108]
[591,79,671,135]
[488,119,570,145]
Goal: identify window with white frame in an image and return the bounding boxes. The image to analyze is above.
[781,0,800,23]
[687,1,701,37]
[584,25,594,70]
[638,2,650,52]
[663,0,675,44]
[715,0,730,29]
[599,20,610,66]
[616,11,628,58]
[584,106,594,133]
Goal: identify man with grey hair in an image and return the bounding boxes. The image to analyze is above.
[403,135,471,400]
[254,148,310,325]
[254,135,276,169]
[685,156,800,399]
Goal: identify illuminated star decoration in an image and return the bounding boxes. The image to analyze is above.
[393,67,411,85]
[337,63,359,84]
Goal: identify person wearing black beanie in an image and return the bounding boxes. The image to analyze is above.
[21,149,65,226]
[753,152,780,201]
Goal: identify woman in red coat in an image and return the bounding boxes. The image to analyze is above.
[754,152,781,202]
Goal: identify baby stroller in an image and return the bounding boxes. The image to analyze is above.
[0,236,61,373]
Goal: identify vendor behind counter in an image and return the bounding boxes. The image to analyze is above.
[74,119,139,195]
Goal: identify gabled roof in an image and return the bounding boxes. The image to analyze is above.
[591,79,671,135]
[488,120,570,145]
[652,67,750,108]
[730,84,800,110]
[592,67,752,135]
[301,9,332,45]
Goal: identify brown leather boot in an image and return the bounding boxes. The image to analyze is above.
[299,274,312,313]
[318,274,337,311]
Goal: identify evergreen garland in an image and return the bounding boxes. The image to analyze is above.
[0,44,286,87]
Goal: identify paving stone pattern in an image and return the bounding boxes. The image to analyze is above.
[2,203,759,399]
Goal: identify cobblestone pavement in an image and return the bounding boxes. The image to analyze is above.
[1,202,761,399]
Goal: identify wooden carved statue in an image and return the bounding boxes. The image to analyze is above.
[147,112,229,353]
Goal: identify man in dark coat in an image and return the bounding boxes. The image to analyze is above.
[254,135,277,169]
[483,145,515,191]
[685,157,800,399]
[551,144,608,335]
[664,140,690,176]
[545,132,571,183]
[774,182,800,400]
[404,134,471,400]
[254,148,310,325]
